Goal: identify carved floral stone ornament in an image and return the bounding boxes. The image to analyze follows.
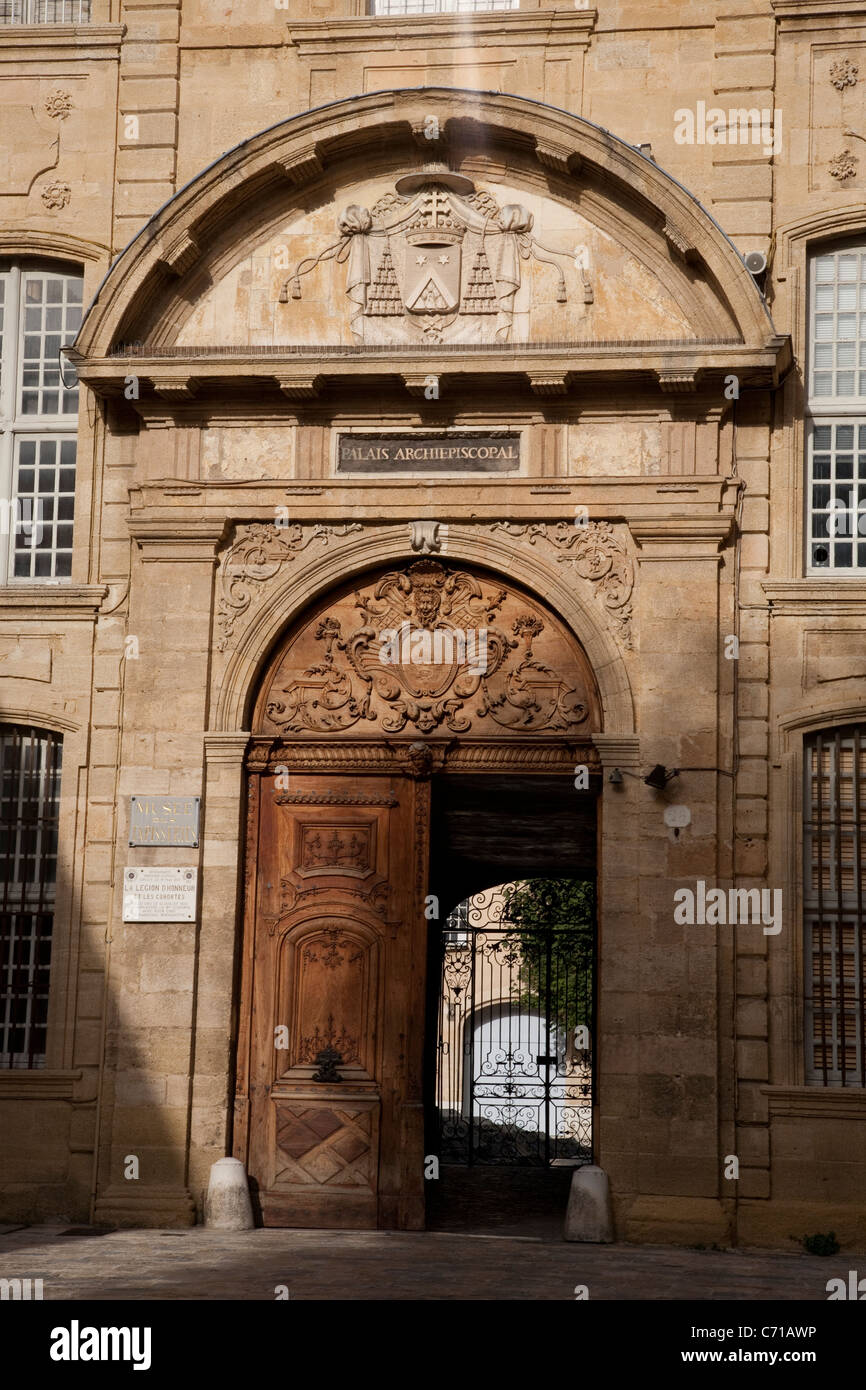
[830,58,859,90]
[829,149,858,181]
[217,521,363,649]
[491,520,635,649]
[280,164,585,345]
[44,89,73,120]
[40,180,71,210]
[257,561,597,737]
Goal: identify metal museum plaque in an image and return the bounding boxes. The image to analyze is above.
[337,432,520,474]
[122,867,198,923]
[129,795,200,847]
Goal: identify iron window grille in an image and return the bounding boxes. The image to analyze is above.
[804,725,866,1086]
[806,244,866,572]
[0,264,81,580]
[0,726,62,1069]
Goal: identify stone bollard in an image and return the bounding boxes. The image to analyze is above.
[204,1157,254,1231]
[564,1164,613,1243]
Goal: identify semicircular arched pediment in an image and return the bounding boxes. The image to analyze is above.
[252,560,602,740]
[175,165,700,351]
[75,89,779,362]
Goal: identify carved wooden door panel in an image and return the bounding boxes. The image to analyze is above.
[234,769,427,1231]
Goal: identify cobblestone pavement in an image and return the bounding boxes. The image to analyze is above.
[0,1225,841,1300]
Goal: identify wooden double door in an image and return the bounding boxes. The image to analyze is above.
[231,557,603,1228]
[233,766,429,1230]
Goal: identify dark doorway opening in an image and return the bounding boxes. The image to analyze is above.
[424,773,598,1237]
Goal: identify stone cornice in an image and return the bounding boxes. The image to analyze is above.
[126,480,735,527]
[763,1085,866,1120]
[288,9,597,53]
[773,0,866,19]
[0,23,125,56]
[203,731,251,764]
[764,580,866,614]
[592,734,641,768]
[127,518,229,561]
[0,231,107,265]
[0,1069,81,1099]
[631,517,735,554]
[0,583,107,619]
[73,339,792,400]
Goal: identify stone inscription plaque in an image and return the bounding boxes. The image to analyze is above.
[129,795,200,847]
[337,432,520,474]
[122,867,198,922]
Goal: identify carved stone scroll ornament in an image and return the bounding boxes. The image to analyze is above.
[491,521,635,649]
[280,165,582,346]
[216,521,363,649]
[258,560,596,737]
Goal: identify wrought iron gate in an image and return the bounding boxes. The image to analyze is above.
[435,893,594,1166]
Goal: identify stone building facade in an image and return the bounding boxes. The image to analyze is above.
[0,0,864,1249]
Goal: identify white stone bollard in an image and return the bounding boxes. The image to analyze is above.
[564,1164,613,1243]
[204,1157,254,1230]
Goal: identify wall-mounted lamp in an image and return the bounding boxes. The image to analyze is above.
[643,764,680,791]
[608,768,624,785]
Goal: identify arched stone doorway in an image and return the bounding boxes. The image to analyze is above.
[233,557,602,1229]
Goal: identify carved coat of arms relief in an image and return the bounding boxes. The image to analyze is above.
[258,560,599,738]
[280,164,589,345]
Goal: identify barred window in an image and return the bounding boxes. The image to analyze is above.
[372,0,518,14]
[804,725,866,1086]
[0,0,91,21]
[0,263,81,580]
[807,244,866,572]
[0,727,62,1070]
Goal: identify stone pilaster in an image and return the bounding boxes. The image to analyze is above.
[94,519,224,1227]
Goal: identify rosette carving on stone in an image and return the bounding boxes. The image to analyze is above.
[44,89,73,120]
[40,180,71,210]
[830,58,858,90]
[492,520,635,649]
[829,149,858,181]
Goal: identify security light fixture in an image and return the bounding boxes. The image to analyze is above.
[643,764,679,790]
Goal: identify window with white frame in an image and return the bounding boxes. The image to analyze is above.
[807,244,866,572]
[0,0,91,22]
[803,725,866,1086]
[0,263,81,581]
[371,0,518,15]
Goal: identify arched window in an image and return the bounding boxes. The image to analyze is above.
[0,726,62,1069]
[0,261,82,580]
[807,243,866,572]
[804,725,866,1085]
